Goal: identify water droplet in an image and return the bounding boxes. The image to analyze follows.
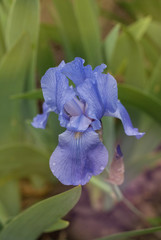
[100,166,104,171]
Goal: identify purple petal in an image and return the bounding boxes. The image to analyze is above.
[77,73,118,124]
[96,73,118,113]
[61,57,85,86]
[31,102,52,129]
[77,78,104,122]
[94,64,107,73]
[50,129,108,185]
[61,57,94,86]
[106,101,145,139]
[64,97,84,116]
[41,61,75,113]
[66,115,91,132]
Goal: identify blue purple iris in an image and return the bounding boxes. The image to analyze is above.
[32,58,144,185]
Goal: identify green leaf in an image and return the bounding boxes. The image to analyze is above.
[96,226,161,240]
[0,0,12,38]
[0,186,81,240]
[0,181,21,217]
[149,56,161,97]
[0,144,50,186]
[146,21,161,51]
[72,0,103,66]
[0,21,6,58]
[6,0,40,49]
[37,24,56,77]
[0,34,31,143]
[52,0,83,60]
[118,84,161,125]
[127,16,151,41]
[111,31,146,88]
[104,24,120,65]
[44,219,69,233]
[11,89,43,100]
[90,177,113,195]
[132,0,161,22]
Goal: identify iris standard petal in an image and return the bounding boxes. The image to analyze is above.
[64,97,84,116]
[61,57,85,86]
[41,61,75,113]
[61,57,95,86]
[96,73,118,113]
[105,101,145,139]
[94,64,107,74]
[77,78,104,122]
[77,73,118,123]
[31,102,52,129]
[49,129,108,185]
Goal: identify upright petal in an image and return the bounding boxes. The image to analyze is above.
[41,61,75,113]
[105,101,145,139]
[61,57,94,86]
[50,129,108,185]
[77,73,118,125]
[96,73,118,113]
[77,78,104,123]
[94,64,107,73]
[64,97,84,116]
[31,102,52,129]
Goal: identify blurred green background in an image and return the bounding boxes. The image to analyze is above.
[0,0,161,239]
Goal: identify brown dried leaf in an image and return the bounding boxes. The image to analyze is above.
[107,145,125,185]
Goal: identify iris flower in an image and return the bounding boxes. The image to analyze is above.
[32,58,144,185]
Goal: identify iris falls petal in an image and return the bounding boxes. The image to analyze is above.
[50,129,108,185]
[106,101,145,139]
[31,102,52,129]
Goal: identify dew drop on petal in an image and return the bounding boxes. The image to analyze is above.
[100,166,104,171]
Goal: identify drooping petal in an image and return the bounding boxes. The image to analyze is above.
[49,129,108,185]
[105,101,145,139]
[31,102,52,129]
[77,73,118,124]
[41,61,75,113]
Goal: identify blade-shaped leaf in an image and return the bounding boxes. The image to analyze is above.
[11,89,43,100]
[72,0,103,66]
[0,186,81,240]
[146,21,161,51]
[104,24,120,65]
[6,0,39,49]
[96,226,161,240]
[127,16,151,41]
[0,144,50,186]
[44,219,69,233]
[52,0,83,60]
[118,84,161,125]
[149,56,161,97]
[0,34,31,143]
[111,31,146,88]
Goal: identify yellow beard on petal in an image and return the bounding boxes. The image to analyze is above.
[74,132,82,139]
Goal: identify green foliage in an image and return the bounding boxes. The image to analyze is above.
[0,0,161,238]
[0,187,81,240]
[96,226,161,240]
